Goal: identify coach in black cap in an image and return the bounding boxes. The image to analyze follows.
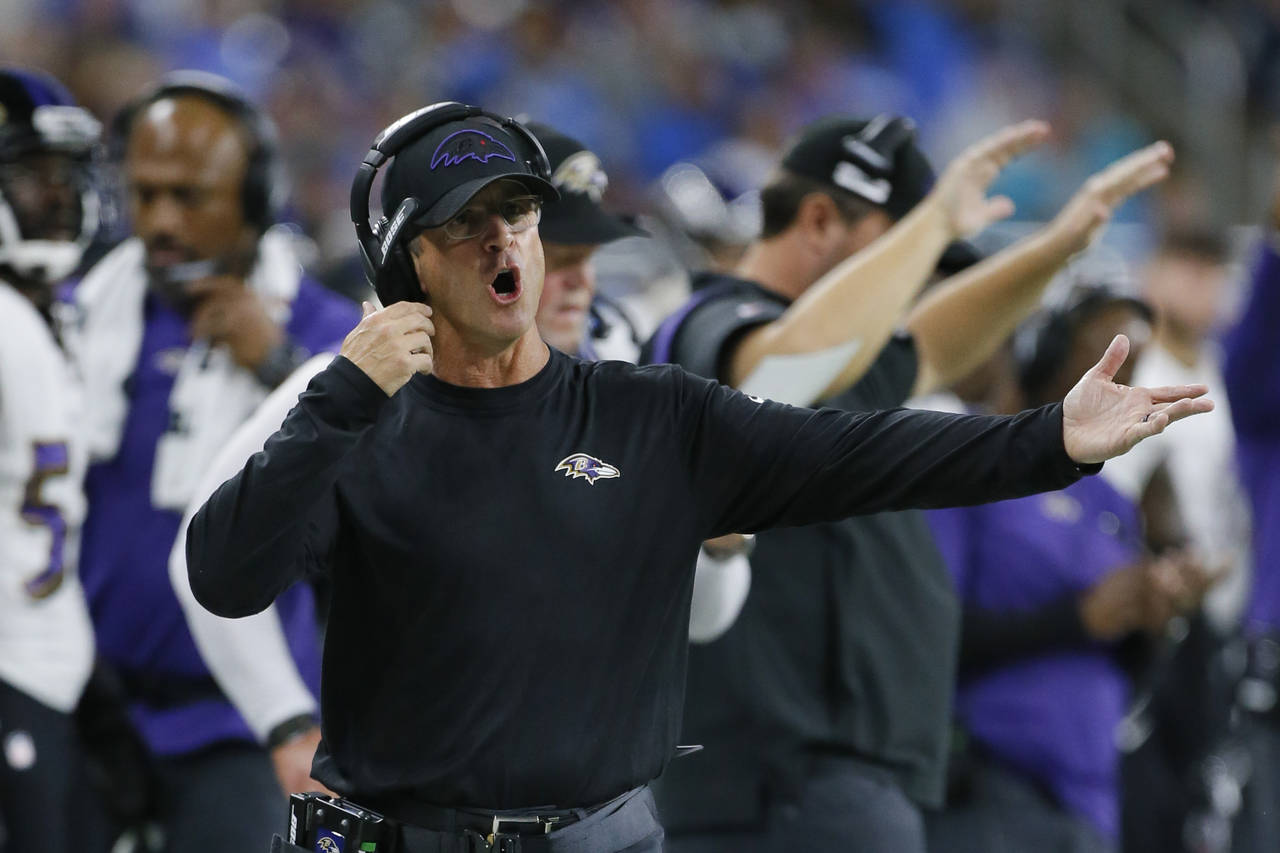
[185,103,1210,853]
[526,122,646,360]
[647,114,1178,853]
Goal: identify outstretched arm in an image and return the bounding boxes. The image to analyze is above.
[686,335,1211,536]
[727,121,1050,398]
[908,141,1174,397]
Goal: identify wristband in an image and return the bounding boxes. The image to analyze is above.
[266,712,317,750]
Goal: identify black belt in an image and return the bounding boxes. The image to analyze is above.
[371,797,589,837]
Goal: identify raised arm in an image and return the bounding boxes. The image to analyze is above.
[728,121,1050,397]
[187,302,433,617]
[908,141,1174,397]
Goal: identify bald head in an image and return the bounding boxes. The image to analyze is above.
[124,94,258,278]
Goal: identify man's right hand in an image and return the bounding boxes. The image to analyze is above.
[339,301,434,396]
[1042,140,1174,257]
[931,120,1051,239]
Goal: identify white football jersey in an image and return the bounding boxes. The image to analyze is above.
[0,282,93,712]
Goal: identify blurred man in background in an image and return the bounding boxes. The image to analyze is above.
[1105,226,1248,628]
[1224,177,1280,853]
[648,114,1173,852]
[67,71,359,850]
[1095,227,1248,852]
[526,121,648,363]
[926,283,1213,853]
[0,65,101,853]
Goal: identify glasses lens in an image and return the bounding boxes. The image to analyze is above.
[442,191,542,240]
[500,196,541,230]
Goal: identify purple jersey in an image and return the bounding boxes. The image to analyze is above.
[78,277,358,755]
[1224,243,1280,636]
[927,476,1145,841]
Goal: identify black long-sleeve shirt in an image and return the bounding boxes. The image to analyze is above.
[186,349,1093,810]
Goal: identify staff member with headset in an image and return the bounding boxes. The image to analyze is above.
[69,71,359,850]
[184,102,1209,853]
[165,120,747,769]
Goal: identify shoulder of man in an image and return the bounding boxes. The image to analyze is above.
[642,271,787,383]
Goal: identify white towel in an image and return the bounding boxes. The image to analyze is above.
[72,227,303,511]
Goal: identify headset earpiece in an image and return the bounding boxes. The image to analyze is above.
[367,205,424,305]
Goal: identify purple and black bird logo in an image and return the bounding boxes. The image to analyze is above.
[430,129,518,170]
[554,453,621,485]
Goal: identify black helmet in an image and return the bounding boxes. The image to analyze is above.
[0,66,101,283]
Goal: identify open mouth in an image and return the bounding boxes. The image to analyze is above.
[488,268,523,305]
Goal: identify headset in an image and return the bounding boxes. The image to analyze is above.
[1015,285,1154,401]
[112,71,286,234]
[349,102,551,306]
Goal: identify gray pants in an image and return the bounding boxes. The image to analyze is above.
[667,757,927,853]
[925,759,1115,853]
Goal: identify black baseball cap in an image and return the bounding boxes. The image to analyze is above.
[380,114,558,229]
[781,114,936,222]
[525,122,647,245]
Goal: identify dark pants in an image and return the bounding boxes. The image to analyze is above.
[155,743,286,852]
[1233,717,1280,853]
[667,756,927,853]
[0,679,80,853]
[925,758,1115,853]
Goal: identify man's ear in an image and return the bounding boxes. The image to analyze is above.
[795,192,841,238]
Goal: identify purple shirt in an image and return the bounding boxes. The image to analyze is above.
[79,277,359,755]
[1223,243,1280,636]
[927,476,1144,841]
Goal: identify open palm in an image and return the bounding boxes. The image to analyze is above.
[1062,335,1214,464]
[935,120,1051,238]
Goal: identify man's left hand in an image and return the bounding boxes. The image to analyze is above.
[1062,334,1213,464]
[188,276,284,370]
[1044,140,1174,256]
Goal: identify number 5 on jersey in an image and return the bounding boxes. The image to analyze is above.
[22,441,70,599]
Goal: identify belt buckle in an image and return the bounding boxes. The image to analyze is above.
[487,814,558,846]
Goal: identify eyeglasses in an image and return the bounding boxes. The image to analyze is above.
[439,193,542,241]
